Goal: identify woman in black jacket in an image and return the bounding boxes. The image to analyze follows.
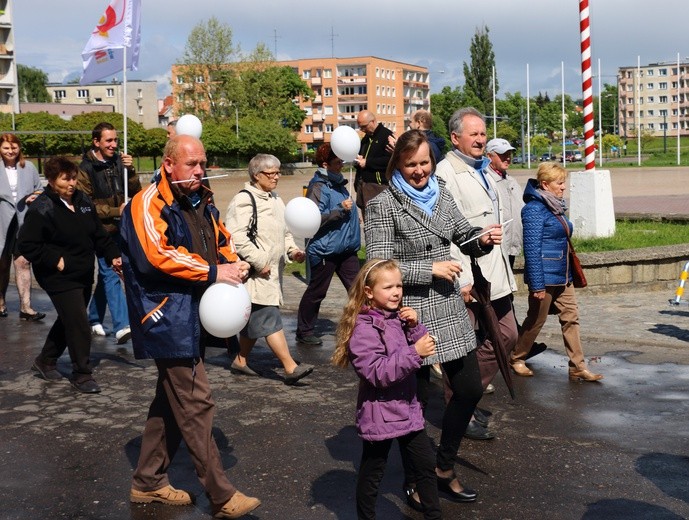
[18,156,121,394]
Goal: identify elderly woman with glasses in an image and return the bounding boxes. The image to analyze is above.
[225,154,313,385]
[296,143,361,346]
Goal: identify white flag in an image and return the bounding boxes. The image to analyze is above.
[80,0,141,84]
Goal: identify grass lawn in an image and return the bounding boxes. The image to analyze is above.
[284,220,689,277]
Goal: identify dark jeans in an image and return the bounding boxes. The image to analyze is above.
[296,252,359,337]
[39,286,93,381]
[132,358,236,509]
[436,350,483,471]
[356,430,441,520]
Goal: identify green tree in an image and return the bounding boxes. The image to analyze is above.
[181,17,242,119]
[601,133,623,155]
[12,112,72,156]
[17,64,50,103]
[462,25,497,110]
[530,134,551,154]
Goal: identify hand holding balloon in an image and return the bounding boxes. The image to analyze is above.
[199,282,252,338]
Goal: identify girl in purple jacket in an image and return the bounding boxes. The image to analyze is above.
[333,259,441,519]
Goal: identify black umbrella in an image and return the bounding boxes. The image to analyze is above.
[469,258,516,399]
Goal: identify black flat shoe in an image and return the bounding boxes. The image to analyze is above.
[20,311,46,322]
[464,419,495,440]
[403,485,423,512]
[437,473,478,503]
[0,308,7,318]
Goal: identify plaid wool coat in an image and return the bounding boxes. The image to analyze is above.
[364,179,488,365]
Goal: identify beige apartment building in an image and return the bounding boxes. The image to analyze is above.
[0,0,18,117]
[45,80,159,129]
[279,56,430,151]
[618,61,689,138]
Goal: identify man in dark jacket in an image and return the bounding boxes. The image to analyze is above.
[121,135,260,519]
[353,110,394,215]
[77,122,141,344]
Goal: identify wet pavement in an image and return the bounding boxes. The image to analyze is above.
[1,276,689,520]
[2,166,689,519]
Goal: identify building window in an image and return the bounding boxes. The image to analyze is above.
[647,83,654,89]
[672,81,678,89]
[106,88,115,97]
[659,68,668,76]
[660,96,668,103]
[660,109,668,116]
[54,90,66,100]
[659,82,668,89]
[648,96,654,103]
[648,123,654,129]
[138,106,144,116]
[647,69,654,76]
[647,110,654,116]
[375,67,380,78]
[77,89,89,98]
[324,106,333,115]
[176,76,184,84]
[323,69,332,78]
[305,124,313,133]
[325,124,333,132]
[303,70,311,79]
[94,97,102,103]
[324,87,332,97]
[376,86,380,96]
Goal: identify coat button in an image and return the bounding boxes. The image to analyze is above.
[442,238,450,246]
[426,244,432,251]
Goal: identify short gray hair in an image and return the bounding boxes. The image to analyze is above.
[248,154,280,183]
[448,107,485,135]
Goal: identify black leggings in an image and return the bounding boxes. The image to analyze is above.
[356,429,441,520]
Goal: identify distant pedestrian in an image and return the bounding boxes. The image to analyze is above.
[410,109,445,162]
[333,258,441,520]
[0,133,45,321]
[354,110,394,215]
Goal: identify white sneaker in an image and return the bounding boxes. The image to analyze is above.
[91,324,106,336]
[115,326,131,344]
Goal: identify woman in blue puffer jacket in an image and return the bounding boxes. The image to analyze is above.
[510,162,603,382]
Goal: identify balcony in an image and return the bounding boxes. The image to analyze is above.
[337,94,366,103]
[337,77,367,85]
[312,113,324,122]
[313,132,324,141]
[312,95,322,104]
[311,77,322,86]
[337,114,358,122]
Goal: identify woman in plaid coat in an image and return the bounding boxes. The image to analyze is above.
[365,129,503,507]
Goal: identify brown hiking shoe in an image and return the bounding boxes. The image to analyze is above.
[214,491,261,518]
[130,484,193,505]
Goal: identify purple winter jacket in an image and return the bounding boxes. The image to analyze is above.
[349,307,428,441]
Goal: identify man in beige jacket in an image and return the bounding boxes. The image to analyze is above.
[435,107,519,440]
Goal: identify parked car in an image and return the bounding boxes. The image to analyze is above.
[540,153,556,162]
[559,150,579,163]
[513,153,537,164]
[573,150,583,161]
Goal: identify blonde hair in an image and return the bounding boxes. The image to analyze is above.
[332,258,401,368]
[536,161,567,185]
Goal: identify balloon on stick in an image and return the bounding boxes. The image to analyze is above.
[284,197,321,239]
[330,125,360,162]
[199,282,251,338]
[175,114,203,138]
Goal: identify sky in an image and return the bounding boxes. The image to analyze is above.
[12,0,689,101]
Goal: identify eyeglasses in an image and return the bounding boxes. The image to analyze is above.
[260,170,281,178]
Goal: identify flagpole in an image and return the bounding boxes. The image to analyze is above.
[123,44,129,201]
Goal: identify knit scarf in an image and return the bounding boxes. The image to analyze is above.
[391,170,439,216]
[538,189,567,215]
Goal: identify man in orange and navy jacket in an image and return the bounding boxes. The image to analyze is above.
[120,135,262,519]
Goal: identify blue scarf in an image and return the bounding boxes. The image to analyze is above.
[391,170,439,216]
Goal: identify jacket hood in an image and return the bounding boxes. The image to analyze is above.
[426,132,446,151]
[523,178,544,204]
[315,167,348,187]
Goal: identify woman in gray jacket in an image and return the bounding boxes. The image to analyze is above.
[0,134,45,321]
[226,154,313,385]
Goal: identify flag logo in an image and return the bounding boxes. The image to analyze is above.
[95,3,124,38]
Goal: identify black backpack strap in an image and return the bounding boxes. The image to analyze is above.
[239,189,259,247]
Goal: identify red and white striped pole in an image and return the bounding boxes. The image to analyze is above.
[579,0,595,171]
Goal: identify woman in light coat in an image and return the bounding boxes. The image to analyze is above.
[0,133,45,320]
[225,154,313,385]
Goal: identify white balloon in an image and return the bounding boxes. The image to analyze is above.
[175,114,203,138]
[199,282,251,338]
[284,197,321,239]
[330,125,361,162]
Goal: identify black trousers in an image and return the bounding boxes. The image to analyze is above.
[436,350,482,471]
[356,429,441,520]
[296,252,359,337]
[39,286,93,381]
